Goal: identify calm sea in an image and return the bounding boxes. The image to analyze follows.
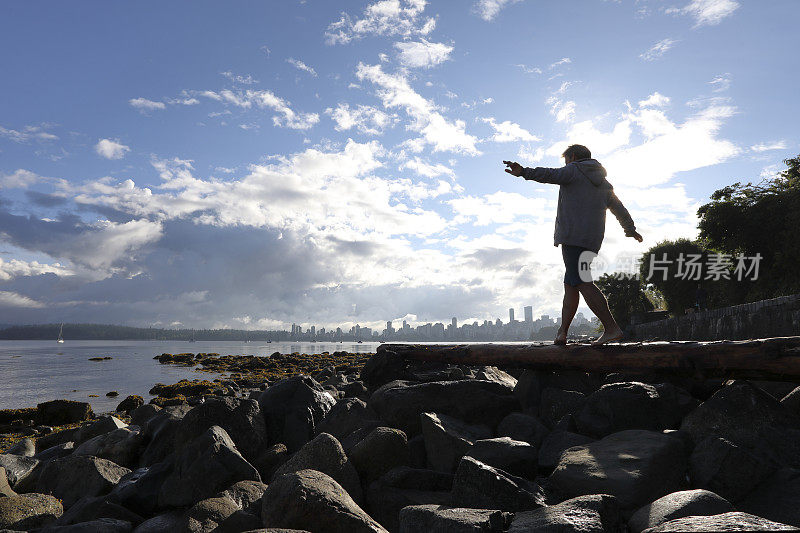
[0,340,380,414]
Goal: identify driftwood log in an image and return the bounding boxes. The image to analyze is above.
[377,336,800,380]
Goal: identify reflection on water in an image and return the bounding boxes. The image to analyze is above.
[0,340,379,413]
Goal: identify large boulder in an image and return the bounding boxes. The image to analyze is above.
[508,494,621,533]
[0,467,17,497]
[0,493,63,530]
[138,407,186,467]
[271,433,362,503]
[689,436,776,502]
[365,481,450,532]
[0,454,38,489]
[37,455,131,508]
[680,380,800,468]
[262,469,387,532]
[738,468,800,528]
[115,395,144,414]
[173,398,268,470]
[36,400,93,426]
[218,479,268,515]
[513,370,601,413]
[315,398,380,441]
[4,438,35,457]
[41,518,134,532]
[451,456,545,512]
[473,366,518,389]
[183,496,240,533]
[468,437,539,479]
[628,489,735,533]
[52,495,144,528]
[539,388,586,427]
[398,504,512,533]
[349,427,409,485]
[73,427,142,468]
[576,382,697,438]
[496,412,549,448]
[107,463,173,518]
[641,511,797,532]
[257,376,336,452]
[550,429,687,510]
[74,416,129,445]
[538,430,595,471]
[158,425,261,508]
[369,379,518,437]
[420,412,491,473]
[131,510,183,532]
[360,349,411,391]
[379,466,453,492]
[34,442,75,462]
[130,404,161,428]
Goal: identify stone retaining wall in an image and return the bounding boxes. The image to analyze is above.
[629,294,800,341]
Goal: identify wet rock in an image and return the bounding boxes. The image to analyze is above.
[689,436,776,502]
[640,511,797,532]
[468,437,539,479]
[0,467,17,497]
[173,397,268,469]
[257,376,336,452]
[369,379,518,437]
[576,382,698,438]
[115,396,144,414]
[158,425,260,508]
[0,454,38,488]
[36,400,93,426]
[451,456,545,512]
[508,494,621,533]
[420,412,491,473]
[349,426,409,485]
[629,489,734,533]
[0,493,63,530]
[496,412,549,448]
[738,468,800,528]
[680,380,800,468]
[37,455,131,509]
[4,437,35,457]
[399,504,512,533]
[262,469,387,532]
[73,427,142,468]
[538,430,595,471]
[271,432,361,502]
[315,398,380,441]
[539,388,586,427]
[53,495,143,527]
[41,518,133,532]
[550,429,687,510]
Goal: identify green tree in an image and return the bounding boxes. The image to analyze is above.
[697,154,800,299]
[595,273,653,329]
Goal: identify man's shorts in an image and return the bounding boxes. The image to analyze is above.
[562,244,595,286]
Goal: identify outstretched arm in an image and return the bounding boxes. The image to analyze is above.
[608,191,643,242]
[503,160,572,185]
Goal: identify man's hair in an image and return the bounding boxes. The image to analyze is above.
[562,144,591,161]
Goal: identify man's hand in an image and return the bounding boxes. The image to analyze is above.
[503,160,524,177]
[628,231,643,243]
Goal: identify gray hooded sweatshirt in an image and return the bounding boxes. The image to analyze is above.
[521,158,636,253]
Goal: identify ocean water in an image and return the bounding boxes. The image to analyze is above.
[0,340,380,413]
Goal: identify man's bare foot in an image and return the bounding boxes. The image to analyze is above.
[591,327,624,345]
[554,328,567,345]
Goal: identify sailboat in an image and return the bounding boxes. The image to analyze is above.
[57,323,65,344]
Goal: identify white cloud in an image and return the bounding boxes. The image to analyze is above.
[669,0,740,27]
[517,64,543,75]
[0,124,58,143]
[750,141,787,152]
[0,291,45,308]
[221,71,258,84]
[198,89,320,129]
[481,117,540,142]
[709,73,731,92]
[399,157,455,179]
[326,103,396,135]
[547,97,577,123]
[549,57,572,69]
[95,139,130,160]
[449,191,550,226]
[325,0,435,45]
[474,0,523,21]
[129,97,166,112]
[0,258,71,281]
[356,63,480,155]
[640,38,677,61]
[0,169,43,189]
[287,58,318,77]
[638,92,671,108]
[394,39,453,69]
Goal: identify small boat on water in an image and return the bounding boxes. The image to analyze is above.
[57,323,65,344]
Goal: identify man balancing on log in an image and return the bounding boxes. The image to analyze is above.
[503,144,643,345]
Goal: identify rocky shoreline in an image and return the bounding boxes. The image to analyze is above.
[2,347,800,531]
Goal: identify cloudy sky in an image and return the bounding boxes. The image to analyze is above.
[1,0,797,331]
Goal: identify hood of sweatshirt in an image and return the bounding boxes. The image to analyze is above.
[573,158,607,186]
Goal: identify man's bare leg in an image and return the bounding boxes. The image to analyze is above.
[577,282,624,345]
[556,283,579,345]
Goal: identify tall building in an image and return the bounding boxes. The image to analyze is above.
[451,317,457,328]
[509,308,515,323]
[524,306,533,322]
